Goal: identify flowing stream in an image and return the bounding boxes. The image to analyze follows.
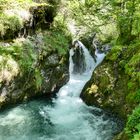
[0,41,122,140]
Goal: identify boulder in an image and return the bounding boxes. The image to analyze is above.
[71,41,86,74]
[81,58,130,120]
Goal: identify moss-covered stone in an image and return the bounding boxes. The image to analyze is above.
[81,59,130,120]
[0,25,70,109]
[0,0,58,40]
[29,3,55,30]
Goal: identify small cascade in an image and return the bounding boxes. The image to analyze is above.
[57,40,105,99]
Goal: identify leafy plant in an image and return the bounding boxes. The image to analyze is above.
[126,106,140,139]
[43,29,70,55]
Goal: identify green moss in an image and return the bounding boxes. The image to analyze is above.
[105,39,140,139]
[125,105,140,139]
[99,75,110,89]
[0,13,23,38]
[0,0,35,11]
[0,0,32,39]
[43,29,70,55]
[106,45,123,61]
[125,53,140,78]
[126,89,140,105]
[0,0,57,39]
[0,22,70,89]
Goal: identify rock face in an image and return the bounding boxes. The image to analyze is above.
[79,35,132,120]
[0,24,70,109]
[0,0,70,109]
[80,34,140,139]
[0,49,69,109]
[20,3,57,37]
[81,59,130,119]
[71,41,86,74]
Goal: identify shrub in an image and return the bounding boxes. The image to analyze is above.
[126,106,140,139]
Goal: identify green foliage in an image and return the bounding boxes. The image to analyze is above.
[126,89,140,105]
[126,106,140,139]
[43,29,70,55]
[133,90,140,104]
[0,13,23,38]
[0,23,70,88]
[132,131,140,140]
[0,0,57,39]
[0,38,37,73]
[54,13,69,34]
[67,0,118,39]
[0,38,40,89]
[0,0,34,39]
[106,45,122,61]
[125,53,140,78]
[18,42,37,72]
[0,53,19,83]
[0,0,34,10]
[124,42,140,138]
[67,0,140,44]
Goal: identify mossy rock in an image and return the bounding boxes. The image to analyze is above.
[29,3,56,30]
[81,60,130,119]
[0,1,57,40]
[113,131,129,140]
[0,27,70,110]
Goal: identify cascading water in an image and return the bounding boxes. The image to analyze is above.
[39,41,114,140]
[0,41,122,140]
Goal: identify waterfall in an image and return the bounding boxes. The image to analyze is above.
[0,41,121,140]
[58,40,105,98]
[40,41,116,140]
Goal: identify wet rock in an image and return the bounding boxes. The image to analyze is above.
[20,4,56,37]
[0,0,69,109]
[29,4,55,30]
[80,34,112,63]
[40,64,69,94]
[71,40,86,74]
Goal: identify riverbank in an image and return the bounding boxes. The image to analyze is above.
[0,0,71,109]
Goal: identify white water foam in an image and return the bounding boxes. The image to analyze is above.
[0,41,119,140]
[40,41,114,140]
